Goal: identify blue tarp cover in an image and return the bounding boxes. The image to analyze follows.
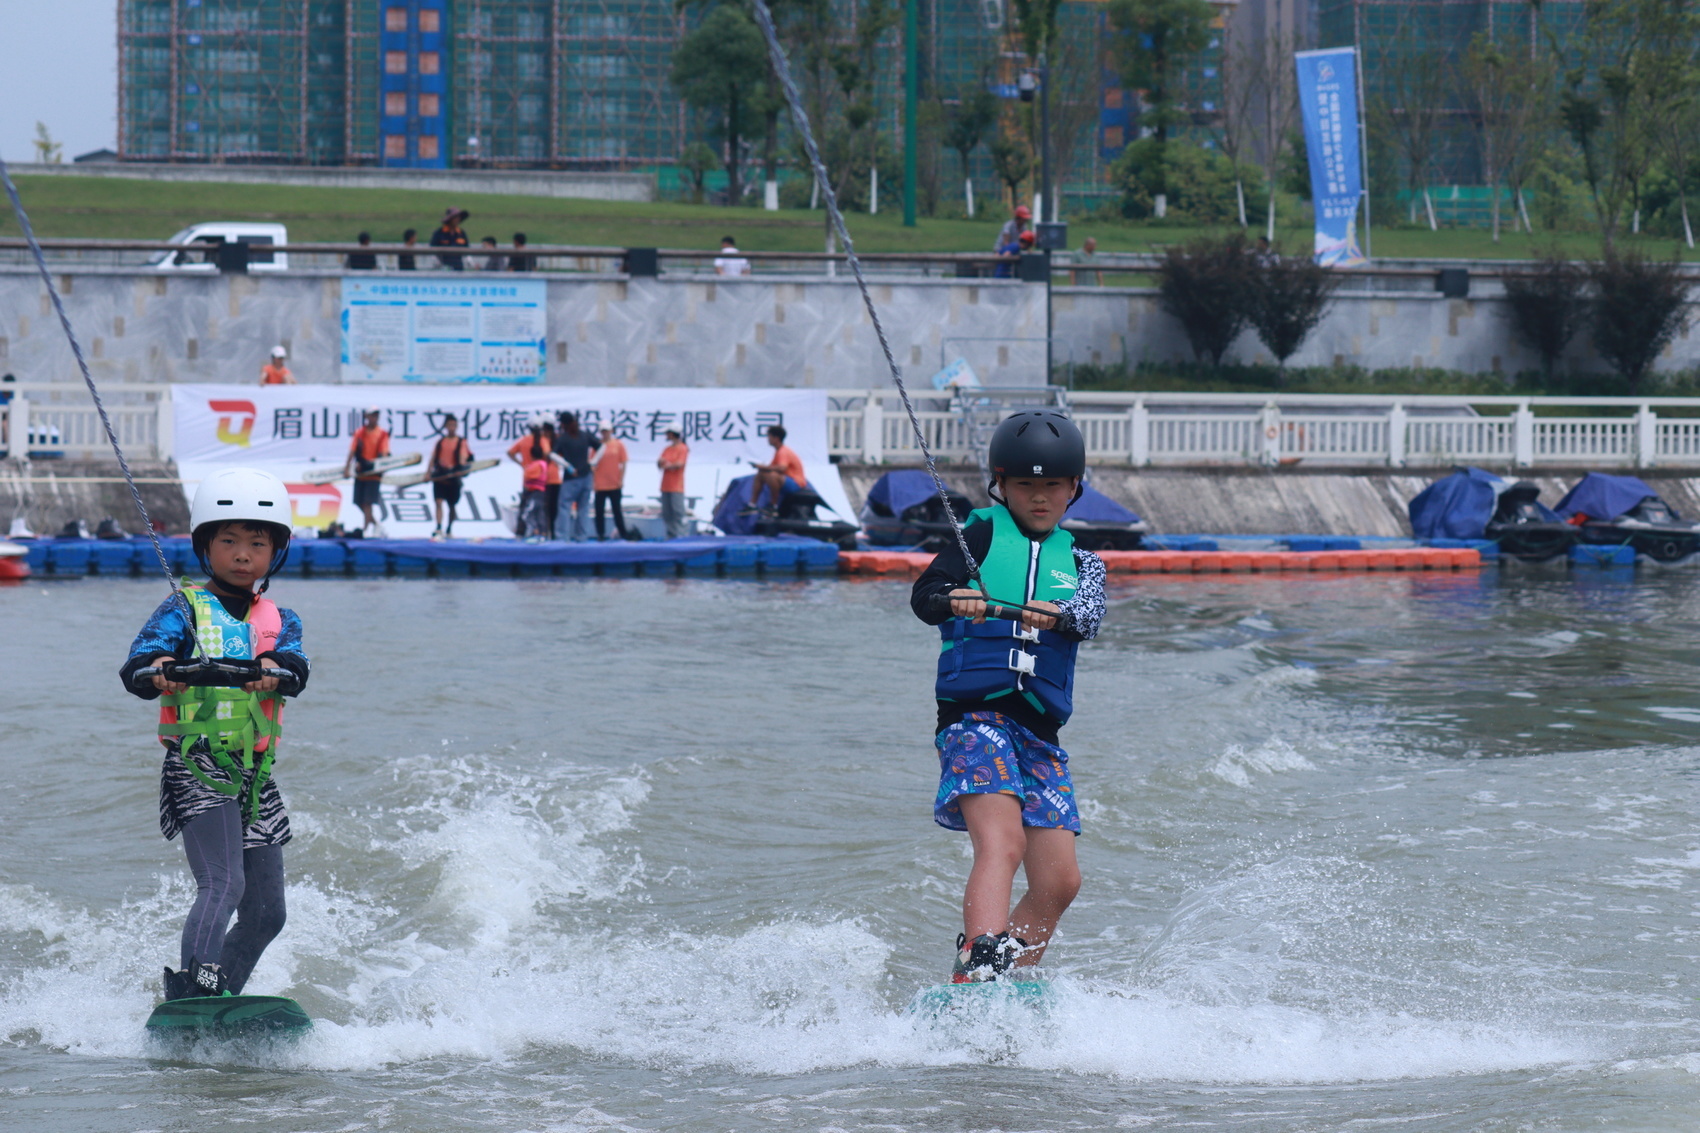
[1408,467,1504,540]
[1067,484,1142,525]
[866,470,946,518]
[714,475,760,535]
[1555,472,1664,520]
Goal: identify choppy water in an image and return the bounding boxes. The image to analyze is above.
[4,569,1700,1131]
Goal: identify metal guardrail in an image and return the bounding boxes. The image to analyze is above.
[829,390,1700,468]
[6,384,1700,469]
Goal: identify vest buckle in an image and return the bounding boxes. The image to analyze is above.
[1014,623,1040,643]
[1007,649,1036,676]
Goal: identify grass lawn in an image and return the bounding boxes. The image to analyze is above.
[7,173,1696,261]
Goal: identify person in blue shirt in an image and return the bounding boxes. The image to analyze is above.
[911,412,1106,983]
[120,468,310,1001]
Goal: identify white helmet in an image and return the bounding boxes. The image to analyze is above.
[270,345,287,358]
[530,412,551,430]
[189,467,293,585]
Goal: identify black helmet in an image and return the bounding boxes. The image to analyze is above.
[987,411,1086,479]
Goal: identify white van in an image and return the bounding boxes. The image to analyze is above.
[150,222,289,271]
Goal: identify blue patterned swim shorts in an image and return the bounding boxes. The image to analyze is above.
[934,711,1080,834]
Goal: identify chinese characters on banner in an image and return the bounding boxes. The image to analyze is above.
[1295,48,1368,268]
[172,385,850,539]
[340,278,547,383]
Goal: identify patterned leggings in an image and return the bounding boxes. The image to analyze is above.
[178,802,287,993]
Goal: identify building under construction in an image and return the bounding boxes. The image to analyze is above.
[118,0,688,168]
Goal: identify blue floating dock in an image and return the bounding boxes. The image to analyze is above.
[1569,544,1637,567]
[19,535,842,579]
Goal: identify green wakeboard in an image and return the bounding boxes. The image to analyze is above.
[908,979,1051,1017]
[145,995,312,1035]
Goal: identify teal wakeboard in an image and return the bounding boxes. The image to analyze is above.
[908,979,1051,1017]
[145,995,312,1036]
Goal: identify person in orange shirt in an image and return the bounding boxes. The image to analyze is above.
[519,436,550,539]
[748,424,807,515]
[260,346,295,385]
[506,416,555,537]
[657,428,689,539]
[590,425,629,540]
[342,406,390,536]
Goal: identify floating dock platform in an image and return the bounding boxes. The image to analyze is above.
[12,535,1488,581]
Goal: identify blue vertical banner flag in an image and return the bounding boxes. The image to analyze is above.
[1295,48,1368,266]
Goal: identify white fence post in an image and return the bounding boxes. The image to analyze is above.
[1513,402,1535,467]
[1636,404,1656,468]
[155,387,174,462]
[1129,401,1149,466]
[861,396,883,464]
[1259,401,1281,466]
[11,397,27,458]
[1387,403,1406,468]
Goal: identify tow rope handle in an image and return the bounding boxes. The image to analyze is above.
[132,658,300,693]
[927,591,1061,623]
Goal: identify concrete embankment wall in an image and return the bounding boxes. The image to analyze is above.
[1,460,189,538]
[13,458,1700,542]
[3,267,1689,392]
[0,270,1049,389]
[835,464,1700,538]
[1051,285,1698,376]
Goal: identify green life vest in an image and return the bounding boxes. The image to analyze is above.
[156,582,284,826]
[936,505,1081,723]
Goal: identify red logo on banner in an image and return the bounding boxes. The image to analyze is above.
[286,482,342,530]
[210,399,257,447]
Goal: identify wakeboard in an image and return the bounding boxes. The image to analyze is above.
[382,458,500,488]
[298,453,421,484]
[908,979,1051,1017]
[145,994,312,1036]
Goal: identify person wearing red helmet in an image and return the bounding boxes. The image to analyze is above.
[994,204,1033,253]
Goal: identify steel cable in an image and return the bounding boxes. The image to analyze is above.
[747,0,984,589]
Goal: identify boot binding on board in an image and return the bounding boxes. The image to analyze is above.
[951,932,1028,984]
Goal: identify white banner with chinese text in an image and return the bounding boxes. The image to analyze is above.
[170,384,849,539]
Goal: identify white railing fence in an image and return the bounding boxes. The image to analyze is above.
[830,391,1700,469]
[6,385,1700,470]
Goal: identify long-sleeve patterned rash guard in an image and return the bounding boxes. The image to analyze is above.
[120,589,310,699]
[911,511,1106,744]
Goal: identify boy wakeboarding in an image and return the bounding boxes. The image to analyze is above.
[911,412,1105,984]
[121,468,310,1002]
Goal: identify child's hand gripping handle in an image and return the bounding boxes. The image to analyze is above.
[132,658,301,694]
[927,591,1062,629]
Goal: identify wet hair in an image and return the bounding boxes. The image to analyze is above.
[767,424,786,441]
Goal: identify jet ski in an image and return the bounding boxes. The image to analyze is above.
[860,470,973,550]
[1483,481,1577,562]
[1559,473,1700,562]
[1060,483,1146,551]
[713,474,860,549]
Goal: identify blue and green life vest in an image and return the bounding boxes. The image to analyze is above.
[936,505,1080,723]
[156,582,284,825]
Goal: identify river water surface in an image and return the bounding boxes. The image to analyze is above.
[4,570,1700,1131]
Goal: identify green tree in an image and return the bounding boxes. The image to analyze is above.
[991,134,1032,211]
[1106,0,1213,218]
[1465,36,1554,243]
[32,122,61,165]
[942,87,999,216]
[678,141,721,204]
[670,5,769,206]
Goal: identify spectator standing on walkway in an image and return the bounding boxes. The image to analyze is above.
[658,429,689,539]
[713,236,750,277]
[479,236,505,271]
[591,425,629,540]
[397,228,419,271]
[347,232,377,270]
[508,233,535,272]
[551,412,598,542]
[1070,235,1102,286]
[431,208,470,271]
[260,346,295,385]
